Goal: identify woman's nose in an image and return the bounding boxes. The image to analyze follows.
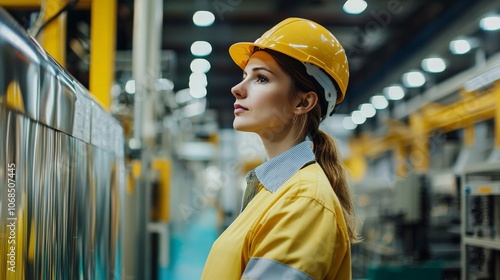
[231,80,246,99]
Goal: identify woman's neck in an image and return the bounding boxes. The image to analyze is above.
[259,127,302,159]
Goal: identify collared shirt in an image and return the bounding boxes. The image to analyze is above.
[202,141,352,280]
[255,140,316,193]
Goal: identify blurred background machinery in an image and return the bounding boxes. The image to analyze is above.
[462,163,500,280]
[349,50,500,280]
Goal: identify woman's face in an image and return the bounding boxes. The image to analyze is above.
[231,51,296,136]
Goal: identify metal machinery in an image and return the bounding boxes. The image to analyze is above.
[0,6,125,279]
[461,163,500,280]
[348,40,500,280]
[0,1,217,279]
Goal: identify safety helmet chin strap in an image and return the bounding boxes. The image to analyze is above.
[303,62,338,118]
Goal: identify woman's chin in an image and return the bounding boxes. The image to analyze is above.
[233,120,252,132]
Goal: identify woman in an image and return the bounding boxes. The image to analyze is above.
[202,17,360,280]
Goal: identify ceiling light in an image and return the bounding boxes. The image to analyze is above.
[343,0,367,14]
[351,110,366,124]
[421,57,446,73]
[183,100,206,118]
[383,85,405,100]
[193,11,215,27]
[125,80,135,94]
[190,87,207,98]
[111,83,122,97]
[370,95,388,109]
[190,58,211,73]
[402,70,426,87]
[342,117,357,130]
[191,41,212,57]
[480,14,500,31]
[175,88,193,104]
[155,78,174,91]
[360,103,376,118]
[449,39,471,55]
[189,72,208,87]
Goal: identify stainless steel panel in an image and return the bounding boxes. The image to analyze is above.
[0,110,123,279]
[0,6,124,280]
[38,65,57,128]
[0,8,80,134]
[0,10,42,122]
[54,73,76,135]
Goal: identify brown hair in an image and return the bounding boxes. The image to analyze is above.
[261,49,361,243]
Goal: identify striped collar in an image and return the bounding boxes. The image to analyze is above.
[255,140,316,193]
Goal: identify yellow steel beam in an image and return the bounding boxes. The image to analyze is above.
[89,0,116,110]
[422,88,497,133]
[40,0,67,66]
[364,134,395,158]
[0,0,90,9]
[346,81,500,178]
[0,0,45,8]
[358,123,411,159]
[346,130,408,180]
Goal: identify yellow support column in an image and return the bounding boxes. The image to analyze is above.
[151,159,171,223]
[410,112,429,173]
[394,141,407,178]
[495,81,500,148]
[463,125,475,147]
[4,81,25,112]
[89,0,116,110]
[344,138,367,182]
[0,0,91,8]
[40,0,67,66]
[0,0,42,7]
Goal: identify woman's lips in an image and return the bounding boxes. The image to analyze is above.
[234,104,248,114]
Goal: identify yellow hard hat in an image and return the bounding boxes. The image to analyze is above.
[229,17,349,104]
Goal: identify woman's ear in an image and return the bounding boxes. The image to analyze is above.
[294,91,318,115]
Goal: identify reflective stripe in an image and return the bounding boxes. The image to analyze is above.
[242,258,314,280]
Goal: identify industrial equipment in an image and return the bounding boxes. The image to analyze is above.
[0,7,125,279]
[461,163,500,280]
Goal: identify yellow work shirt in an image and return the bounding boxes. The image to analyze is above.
[202,162,351,279]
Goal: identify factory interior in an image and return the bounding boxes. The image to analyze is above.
[1,0,500,279]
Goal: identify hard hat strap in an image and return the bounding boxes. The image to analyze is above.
[303,62,337,117]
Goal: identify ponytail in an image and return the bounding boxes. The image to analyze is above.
[311,128,361,243]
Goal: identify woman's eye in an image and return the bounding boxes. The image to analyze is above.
[256,75,268,83]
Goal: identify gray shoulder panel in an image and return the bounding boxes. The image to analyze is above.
[242,258,314,280]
